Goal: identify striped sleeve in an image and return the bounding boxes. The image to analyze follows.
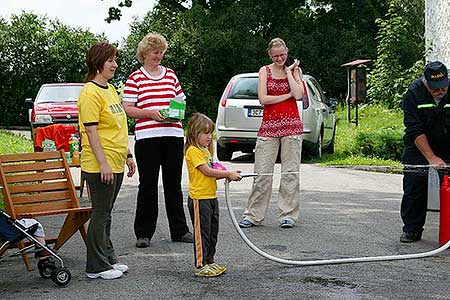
[123,73,139,103]
[168,69,186,101]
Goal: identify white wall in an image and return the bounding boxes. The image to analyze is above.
[425,0,450,67]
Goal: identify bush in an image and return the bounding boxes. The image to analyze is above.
[367,1,425,109]
[332,105,404,163]
[354,127,403,160]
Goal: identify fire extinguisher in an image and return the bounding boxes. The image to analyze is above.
[439,175,450,246]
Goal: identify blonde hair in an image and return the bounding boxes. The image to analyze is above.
[136,33,168,63]
[267,37,287,51]
[185,113,215,154]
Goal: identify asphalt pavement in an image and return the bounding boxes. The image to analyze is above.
[1,133,450,299]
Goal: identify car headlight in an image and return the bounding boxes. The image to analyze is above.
[35,114,53,123]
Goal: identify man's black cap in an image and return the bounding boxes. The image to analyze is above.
[424,61,449,89]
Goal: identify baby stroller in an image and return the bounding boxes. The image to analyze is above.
[0,209,71,286]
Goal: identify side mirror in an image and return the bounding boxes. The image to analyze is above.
[25,98,34,104]
[328,98,339,110]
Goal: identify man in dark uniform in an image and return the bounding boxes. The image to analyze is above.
[401,61,450,243]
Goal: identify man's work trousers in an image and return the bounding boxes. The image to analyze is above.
[401,171,428,233]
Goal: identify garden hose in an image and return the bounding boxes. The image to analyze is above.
[224,171,450,266]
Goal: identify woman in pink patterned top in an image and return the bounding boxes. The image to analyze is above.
[239,37,304,229]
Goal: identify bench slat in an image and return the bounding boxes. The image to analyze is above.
[3,161,64,173]
[14,201,73,215]
[6,171,66,184]
[17,207,92,218]
[0,151,61,163]
[9,181,69,194]
[11,190,72,204]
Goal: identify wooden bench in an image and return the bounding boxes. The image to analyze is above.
[0,150,92,271]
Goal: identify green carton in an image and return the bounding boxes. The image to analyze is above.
[160,96,186,120]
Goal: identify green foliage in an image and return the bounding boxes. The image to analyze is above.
[0,131,33,155]
[354,127,403,160]
[321,152,402,169]
[0,13,103,126]
[117,0,389,121]
[0,131,33,209]
[325,105,404,163]
[367,0,425,108]
[303,0,389,99]
[0,1,425,130]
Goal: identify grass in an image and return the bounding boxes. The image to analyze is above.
[319,104,403,169]
[0,130,33,209]
[0,130,33,154]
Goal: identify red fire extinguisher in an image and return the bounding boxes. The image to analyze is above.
[439,175,450,246]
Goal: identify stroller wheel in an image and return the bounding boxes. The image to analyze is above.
[39,263,56,279]
[51,267,71,286]
[37,258,55,271]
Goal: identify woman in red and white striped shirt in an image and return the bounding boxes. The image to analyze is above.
[123,33,193,248]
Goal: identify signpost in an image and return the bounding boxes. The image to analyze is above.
[341,59,371,126]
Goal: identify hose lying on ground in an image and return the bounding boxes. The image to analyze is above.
[224,172,450,266]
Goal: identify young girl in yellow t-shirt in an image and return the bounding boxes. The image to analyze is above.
[184,113,241,277]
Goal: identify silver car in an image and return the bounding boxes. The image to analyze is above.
[215,72,337,161]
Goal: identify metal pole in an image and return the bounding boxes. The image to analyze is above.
[355,68,359,127]
[346,67,351,124]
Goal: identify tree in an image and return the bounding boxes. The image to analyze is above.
[105,0,134,23]
[367,0,425,108]
[118,0,270,118]
[0,13,102,126]
[116,0,391,119]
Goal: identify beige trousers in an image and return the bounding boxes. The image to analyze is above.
[243,135,302,224]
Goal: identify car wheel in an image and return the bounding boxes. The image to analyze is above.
[310,133,322,159]
[323,128,335,154]
[217,143,233,161]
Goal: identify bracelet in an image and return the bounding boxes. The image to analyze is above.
[127,153,133,159]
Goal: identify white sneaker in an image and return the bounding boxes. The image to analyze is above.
[86,269,123,280]
[112,263,129,273]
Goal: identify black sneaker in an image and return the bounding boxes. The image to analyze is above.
[400,231,422,243]
[135,237,150,248]
[172,232,193,243]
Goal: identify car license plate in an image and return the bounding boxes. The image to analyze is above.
[248,108,263,117]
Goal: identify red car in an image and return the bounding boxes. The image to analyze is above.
[26,83,83,142]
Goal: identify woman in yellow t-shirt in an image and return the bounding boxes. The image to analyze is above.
[78,42,136,280]
[184,113,241,277]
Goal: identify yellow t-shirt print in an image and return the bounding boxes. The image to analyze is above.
[78,82,128,173]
